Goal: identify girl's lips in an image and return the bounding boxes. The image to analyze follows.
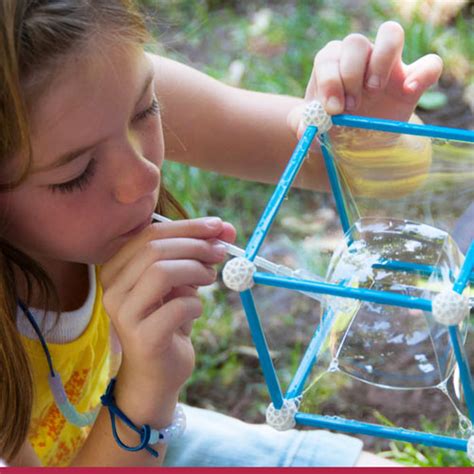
[120,216,153,238]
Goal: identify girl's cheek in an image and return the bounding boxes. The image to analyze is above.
[129,133,162,171]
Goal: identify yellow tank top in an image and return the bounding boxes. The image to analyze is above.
[21,268,111,466]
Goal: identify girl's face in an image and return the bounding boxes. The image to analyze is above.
[0,41,163,267]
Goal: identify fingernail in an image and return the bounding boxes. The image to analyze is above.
[212,243,227,257]
[325,96,342,114]
[405,80,418,93]
[204,217,222,230]
[205,265,217,276]
[367,75,380,89]
[345,95,356,111]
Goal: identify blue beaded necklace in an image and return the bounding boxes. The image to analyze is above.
[18,299,101,427]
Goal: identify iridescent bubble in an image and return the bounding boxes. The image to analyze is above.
[324,217,468,389]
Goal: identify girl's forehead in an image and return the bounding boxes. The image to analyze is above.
[29,43,151,168]
[32,43,146,127]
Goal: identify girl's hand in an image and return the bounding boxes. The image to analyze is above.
[100,217,235,402]
[289,21,443,136]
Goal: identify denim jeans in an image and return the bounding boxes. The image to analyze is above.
[164,405,363,467]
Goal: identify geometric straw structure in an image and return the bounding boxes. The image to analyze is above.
[222,102,474,460]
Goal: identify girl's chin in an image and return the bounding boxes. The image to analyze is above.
[93,239,131,265]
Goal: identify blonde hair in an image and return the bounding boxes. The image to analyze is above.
[0,0,184,461]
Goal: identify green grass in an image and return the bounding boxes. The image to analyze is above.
[383,441,472,467]
[375,414,472,467]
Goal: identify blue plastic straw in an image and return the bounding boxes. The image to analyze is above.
[373,260,474,284]
[295,413,467,451]
[448,241,474,420]
[286,307,336,399]
[253,272,432,312]
[240,289,284,409]
[319,133,351,236]
[454,241,474,293]
[448,325,474,420]
[245,126,318,261]
[332,115,474,143]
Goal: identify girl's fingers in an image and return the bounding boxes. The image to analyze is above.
[339,34,372,111]
[164,286,200,336]
[163,285,198,305]
[216,221,237,244]
[117,259,216,324]
[289,103,308,139]
[104,237,226,298]
[101,217,225,285]
[140,295,203,351]
[365,21,404,92]
[403,54,443,98]
[312,40,344,114]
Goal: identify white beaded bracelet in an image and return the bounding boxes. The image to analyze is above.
[149,404,186,445]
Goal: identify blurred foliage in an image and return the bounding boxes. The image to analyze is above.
[138,0,473,88]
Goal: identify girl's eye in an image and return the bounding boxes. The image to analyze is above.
[133,96,160,123]
[48,158,97,194]
[46,97,159,195]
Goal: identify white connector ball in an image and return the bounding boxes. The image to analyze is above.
[302,100,332,134]
[222,257,256,292]
[432,289,470,326]
[266,398,300,431]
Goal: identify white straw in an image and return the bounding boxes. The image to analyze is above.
[152,212,325,303]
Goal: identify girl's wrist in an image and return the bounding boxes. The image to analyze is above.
[100,378,185,458]
[113,370,180,428]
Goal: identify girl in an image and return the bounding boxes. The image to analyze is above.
[0,0,442,467]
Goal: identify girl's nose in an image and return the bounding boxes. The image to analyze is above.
[112,140,160,205]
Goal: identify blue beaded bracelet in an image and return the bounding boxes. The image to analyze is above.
[100,378,186,457]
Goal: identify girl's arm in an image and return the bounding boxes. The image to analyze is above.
[152,22,442,191]
[152,53,304,186]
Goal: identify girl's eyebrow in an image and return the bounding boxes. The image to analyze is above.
[35,68,155,173]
